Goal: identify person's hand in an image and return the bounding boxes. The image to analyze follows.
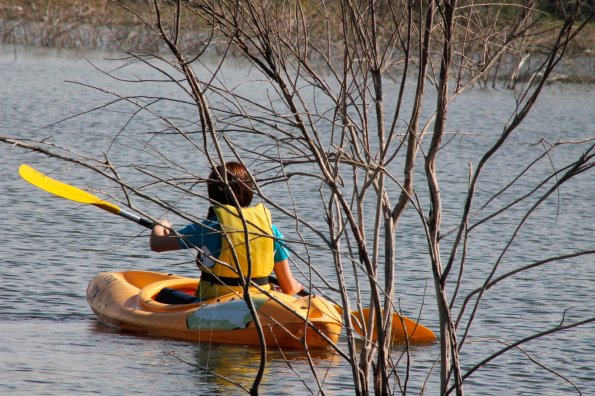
[150,219,180,252]
[160,219,172,232]
[152,219,173,237]
[288,282,305,295]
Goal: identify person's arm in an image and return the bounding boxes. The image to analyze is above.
[273,259,304,295]
[150,220,181,252]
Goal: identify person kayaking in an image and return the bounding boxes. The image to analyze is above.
[149,161,304,300]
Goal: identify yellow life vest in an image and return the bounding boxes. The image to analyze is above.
[197,203,274,300]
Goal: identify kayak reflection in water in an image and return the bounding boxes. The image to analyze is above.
[149,162,304,300]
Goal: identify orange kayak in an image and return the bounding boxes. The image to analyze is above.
[87,271,342,349]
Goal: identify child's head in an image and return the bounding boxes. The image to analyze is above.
[207,162,254,207]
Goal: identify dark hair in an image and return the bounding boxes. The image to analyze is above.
[207,162,254,213]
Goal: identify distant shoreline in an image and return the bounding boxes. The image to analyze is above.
[1,8,594,84]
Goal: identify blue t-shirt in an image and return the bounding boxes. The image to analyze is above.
[177,219,289,263]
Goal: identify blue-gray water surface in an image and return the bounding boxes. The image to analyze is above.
[0,46,593,395]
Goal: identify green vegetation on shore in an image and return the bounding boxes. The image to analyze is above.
[1,0,593,53]
[0,0,207,51]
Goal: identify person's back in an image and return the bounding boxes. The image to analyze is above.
[149,162,303,300]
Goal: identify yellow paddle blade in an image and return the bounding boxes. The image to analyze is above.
[19,164,121,215]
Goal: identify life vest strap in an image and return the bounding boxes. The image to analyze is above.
[200,271,270,286]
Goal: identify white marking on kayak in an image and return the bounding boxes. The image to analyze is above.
[186,297,268,331]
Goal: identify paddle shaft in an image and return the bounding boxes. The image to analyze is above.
[118,209,154,229]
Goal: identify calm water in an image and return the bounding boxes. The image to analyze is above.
[0,46,593,395]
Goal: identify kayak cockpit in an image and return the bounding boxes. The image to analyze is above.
[138,278,203,312]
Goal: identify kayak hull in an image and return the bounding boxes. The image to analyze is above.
[87,271,342,349]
